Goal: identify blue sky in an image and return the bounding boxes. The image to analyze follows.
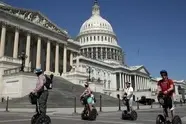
[2,0,186,80]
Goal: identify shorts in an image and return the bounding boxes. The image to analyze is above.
[162,96,173,109]
[87,97,93,104]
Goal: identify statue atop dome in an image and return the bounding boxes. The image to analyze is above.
[92,0,100,16]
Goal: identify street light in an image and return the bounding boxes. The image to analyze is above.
[18,51,27,72]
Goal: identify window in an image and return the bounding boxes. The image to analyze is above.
[90,36,92,41]
[98,36,100,41]
[101,36,103,41]
[94,36,96,41]
[105,37,107,41]
[104,80,106,88]
[108,80,111,89]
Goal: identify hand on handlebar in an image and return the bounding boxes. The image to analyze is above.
[163,90,168,95]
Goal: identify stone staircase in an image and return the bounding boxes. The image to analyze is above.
[0,76,119,108]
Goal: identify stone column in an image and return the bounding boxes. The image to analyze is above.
[96,47,98,59]
[55,43,59,75]
[137,76,139,90]
[109,48,112,59]
[36,37,41,69]
[25,33,31,68]
[122,73,125,88]
[105,48,107,59]
[100,47,102,59]
[45,40,51,72]
[91,47,93,58]
[63,45,67,73]
[0,24,6,57]
[120,73,122,90]
[135,75,137,91]
[70,51,73,66]
[13,28,19,58]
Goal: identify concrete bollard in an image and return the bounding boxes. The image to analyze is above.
[99,95,102,112]
[5,96,9,112]
[137,97,139,110]
[74,97,76,114]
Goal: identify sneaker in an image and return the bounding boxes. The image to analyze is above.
[170,107,174,111]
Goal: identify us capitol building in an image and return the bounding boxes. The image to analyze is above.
[0,1,185,101]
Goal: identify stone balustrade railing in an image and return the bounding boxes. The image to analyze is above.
[3,67,34,76]
[0,56,21,64]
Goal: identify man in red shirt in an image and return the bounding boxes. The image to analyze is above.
[157,70,174,120]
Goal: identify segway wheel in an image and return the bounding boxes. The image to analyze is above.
[31,114,39,124]
[89,108,97,121]
[156,114,165,124]
[130,110,138,121]
[172,115,182,124]
[35,115,51,124]
[121,110,128,120]
[81,111,89,120]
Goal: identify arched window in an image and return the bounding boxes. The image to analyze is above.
[101,36,103,41]
[94,36,96,41]
[104,80,106,88]
[98,36,100,41]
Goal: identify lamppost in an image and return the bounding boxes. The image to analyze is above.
[87,66,93,81]
[18,51,27,72]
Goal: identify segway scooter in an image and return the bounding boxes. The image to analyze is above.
[29,92,51,124]
[121,94,137,121]
[80,95,97,121]
[156,92,182,124]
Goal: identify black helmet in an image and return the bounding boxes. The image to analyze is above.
[160,70,168,76]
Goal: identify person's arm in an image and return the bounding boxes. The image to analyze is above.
[80,90,86,97]
[167,80,174,92]
[157,82,162,94]
[86,87,91,96]
[33,76,44,93]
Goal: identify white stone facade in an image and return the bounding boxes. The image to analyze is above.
[0,1,185,100]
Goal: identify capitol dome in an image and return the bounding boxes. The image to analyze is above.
[80,14,114,34]
[77,0,124,65]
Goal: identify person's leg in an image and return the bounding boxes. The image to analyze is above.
[129,98,133,111]
[38,91,49,115]
[170,95,175,111]
[168,97,174,119]
[126,99,130,112]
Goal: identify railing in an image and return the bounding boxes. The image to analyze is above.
[3,67,35,76]
[0,56,21,64]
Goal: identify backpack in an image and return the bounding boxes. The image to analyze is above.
[44,75,53,89]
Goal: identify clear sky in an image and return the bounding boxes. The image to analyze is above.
[2,0,186,80]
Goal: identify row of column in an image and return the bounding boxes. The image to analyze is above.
[0,23,74,74]
[135,75,149,91]
[81,47,123,62]
[119,73,131,89]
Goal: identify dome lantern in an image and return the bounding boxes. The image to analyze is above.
[92,0,100,16]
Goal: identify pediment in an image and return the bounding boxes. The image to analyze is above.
[137,66,150,75]
[0,5,67,35]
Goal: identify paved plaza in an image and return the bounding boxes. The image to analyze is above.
[0,106,185,124]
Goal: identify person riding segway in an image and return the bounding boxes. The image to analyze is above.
[80,82,97,121]
[30,69,53,124]
[156,70,182,124]
[121,81,137,121]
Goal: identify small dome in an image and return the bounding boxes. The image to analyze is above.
[79,1,114,34]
